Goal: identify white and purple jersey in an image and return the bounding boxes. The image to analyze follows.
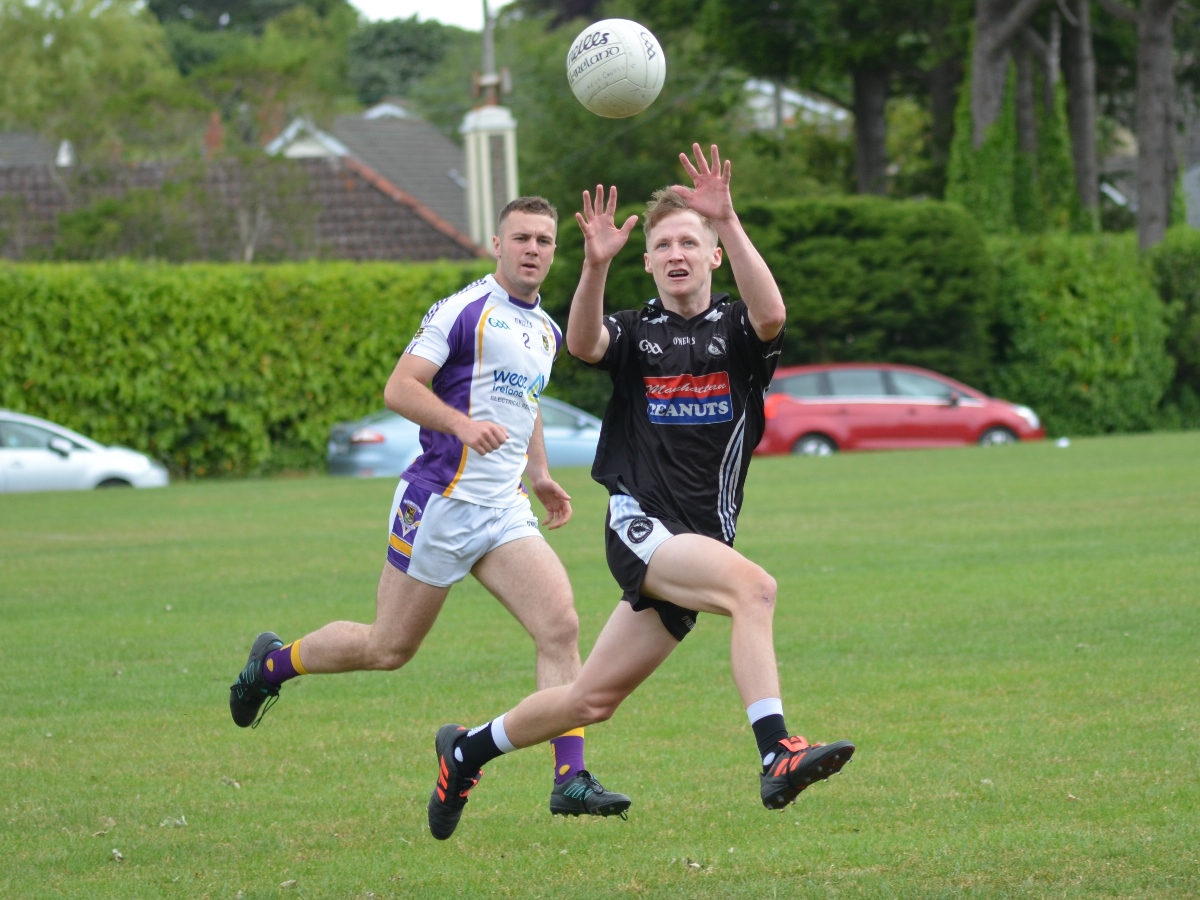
[400,274,562,508]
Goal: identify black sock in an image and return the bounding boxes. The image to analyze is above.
[752,714,789,763]
[454,723,503,773]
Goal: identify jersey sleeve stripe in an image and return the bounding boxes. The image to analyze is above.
[476,304,498,374]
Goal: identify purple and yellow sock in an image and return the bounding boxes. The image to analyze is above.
[550,728,586,784]
[262,640,307,688]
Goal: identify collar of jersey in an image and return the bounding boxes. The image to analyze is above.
[487,273,542,311]
[642,292,731,319]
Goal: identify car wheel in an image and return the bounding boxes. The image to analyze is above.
[96,478,133,488]
[791,434,836,457]
[978,427,1017,446]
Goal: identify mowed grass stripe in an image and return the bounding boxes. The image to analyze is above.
[1,432,1197,898]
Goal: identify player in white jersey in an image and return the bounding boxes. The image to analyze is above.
[229,197,630,828]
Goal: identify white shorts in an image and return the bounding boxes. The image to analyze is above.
[385,478,542,587]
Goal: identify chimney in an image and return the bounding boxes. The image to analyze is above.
[204,112,225,158]
[461,1,518,246]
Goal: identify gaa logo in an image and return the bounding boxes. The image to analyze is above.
[639,339,663,355]
[626,517,654,544]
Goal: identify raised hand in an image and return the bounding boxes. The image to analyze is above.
[671,143,734,225]
[575,184,639,266]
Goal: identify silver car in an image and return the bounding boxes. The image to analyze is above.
[0,409,170,493]
[328,396,603,478]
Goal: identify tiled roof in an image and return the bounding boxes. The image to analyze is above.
[0,157,485,262]
[331,115,469,236]
[0,133,56,168]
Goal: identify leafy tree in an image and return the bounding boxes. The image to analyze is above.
[159,20,252,76]
[147,0,352,34]
[0,0,194,160]
[947,60,1017,233]
[347,17,453,105]
[184,3,358,149]
[512,0,604,28]
[1095,0,1181,249]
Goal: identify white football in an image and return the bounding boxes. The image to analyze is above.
[566,19,666,118]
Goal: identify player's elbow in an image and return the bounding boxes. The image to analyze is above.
[383,384,402,414]
[565,333,604,364]
[754,306,787,342]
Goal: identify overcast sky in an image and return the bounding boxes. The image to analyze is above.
[348,1,514,31]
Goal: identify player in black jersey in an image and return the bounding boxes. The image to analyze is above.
[428,145,854,837]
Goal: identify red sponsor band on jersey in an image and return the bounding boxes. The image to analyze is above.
[644,372,731,398]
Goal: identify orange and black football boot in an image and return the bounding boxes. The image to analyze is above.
[760,735,855,809]
[428,724,483,840]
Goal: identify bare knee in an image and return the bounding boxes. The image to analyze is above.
[365,636,421,671]
[530,602,580,656]
[730,566,777,619]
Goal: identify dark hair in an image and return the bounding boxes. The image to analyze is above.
[643,188,717,246]
[497,196,558,229]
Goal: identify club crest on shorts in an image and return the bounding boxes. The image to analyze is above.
[398,500,423,537]
[626,517,653,543]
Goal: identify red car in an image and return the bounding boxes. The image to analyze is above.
[756,363,1045,456]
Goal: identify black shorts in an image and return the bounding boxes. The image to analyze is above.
[604,494,700,642]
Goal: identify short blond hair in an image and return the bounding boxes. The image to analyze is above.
[643,188,717,246]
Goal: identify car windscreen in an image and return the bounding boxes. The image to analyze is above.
[0,421,55,449]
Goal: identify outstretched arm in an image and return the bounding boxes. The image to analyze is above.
[565,184,639,364]
[671,143,786,342]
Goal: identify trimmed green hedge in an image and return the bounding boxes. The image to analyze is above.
[0,260,490,477]
[985,233,1174,435]
[1148,228,1200,428]
[541,195,996,394]
[3,209,1191,481]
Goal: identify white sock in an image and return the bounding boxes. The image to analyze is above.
[491,714,516,754]
[746,697,784,725]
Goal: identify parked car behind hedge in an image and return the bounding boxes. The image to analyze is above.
[328,396,602,477]
[756,363,1044,456]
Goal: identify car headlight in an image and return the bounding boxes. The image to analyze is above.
[1013,405,1040,429]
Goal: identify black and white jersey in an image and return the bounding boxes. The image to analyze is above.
[590,293,784,544]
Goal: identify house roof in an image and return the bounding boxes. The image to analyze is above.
[0,133,73,168]
[0,156,483,262]
[331,114,468,236]
[266,109,470,241]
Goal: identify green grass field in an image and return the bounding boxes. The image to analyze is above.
[3,432,1198,898]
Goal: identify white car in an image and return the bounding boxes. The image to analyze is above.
[0,409,170,493]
